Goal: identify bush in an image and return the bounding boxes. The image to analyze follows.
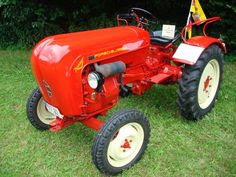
[0,0,235,56]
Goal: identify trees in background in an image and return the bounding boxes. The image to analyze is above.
[0,0,235,54]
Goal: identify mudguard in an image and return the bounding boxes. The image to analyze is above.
[173,36,226,65]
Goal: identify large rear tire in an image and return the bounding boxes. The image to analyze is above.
[26,87,56,130]
[92,109,150,175]
[177,45,224,120]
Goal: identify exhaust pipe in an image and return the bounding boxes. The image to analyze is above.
[94,61,126,77]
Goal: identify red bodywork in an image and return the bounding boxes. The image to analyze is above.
[31,17,225,131]
[32,26,150,116]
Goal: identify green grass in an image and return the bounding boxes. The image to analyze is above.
[0,50,235,177]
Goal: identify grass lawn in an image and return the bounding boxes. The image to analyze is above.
[0,50,235,177]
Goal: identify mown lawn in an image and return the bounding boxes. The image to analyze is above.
[0,50,235,177]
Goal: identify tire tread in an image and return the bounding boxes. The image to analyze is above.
[177,45,224,120]
[92,109,150,175]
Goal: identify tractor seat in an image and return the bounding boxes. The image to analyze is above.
[150,31,180,46]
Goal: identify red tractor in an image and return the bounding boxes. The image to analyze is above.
[26,8,226,175]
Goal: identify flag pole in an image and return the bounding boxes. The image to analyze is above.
[184,0,193,39]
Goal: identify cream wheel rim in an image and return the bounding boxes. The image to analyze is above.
[198,59,220,109]
[107,122,144,167]
[37,97,56,124]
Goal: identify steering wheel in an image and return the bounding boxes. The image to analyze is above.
[129,7,158,29]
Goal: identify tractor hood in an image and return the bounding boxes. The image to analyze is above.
[31,26,150,116]
[32,26,149,64]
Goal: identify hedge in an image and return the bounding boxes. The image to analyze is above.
[0,0,235,55]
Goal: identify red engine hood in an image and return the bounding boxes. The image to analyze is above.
[33,26,149,63]
[31,26,150,116]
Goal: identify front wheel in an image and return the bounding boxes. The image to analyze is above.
[92,109,150,175]
[26,87,56,130]
[177,45,224,120]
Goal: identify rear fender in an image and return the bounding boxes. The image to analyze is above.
[173,36,226,65]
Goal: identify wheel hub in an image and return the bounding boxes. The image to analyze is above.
[198,59,220,109]
[107,122,144,167]
[121,139,132,152]
[37,98,56,124]
[203,75,212,91]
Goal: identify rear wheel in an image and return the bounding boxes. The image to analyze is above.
[26,87,56,130]
[92,109,150,175]
[177,45,224,120]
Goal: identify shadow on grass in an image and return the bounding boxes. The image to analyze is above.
[118,85,194,124]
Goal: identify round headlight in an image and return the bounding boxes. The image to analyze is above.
[88,72,99,89]
[88,72,104,91]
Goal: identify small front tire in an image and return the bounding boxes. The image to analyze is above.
[26,87,56,130]
[92,109,150,175]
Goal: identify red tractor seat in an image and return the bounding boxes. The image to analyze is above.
[150,31,180,46]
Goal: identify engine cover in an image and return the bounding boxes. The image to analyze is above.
[31,26,150,116]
